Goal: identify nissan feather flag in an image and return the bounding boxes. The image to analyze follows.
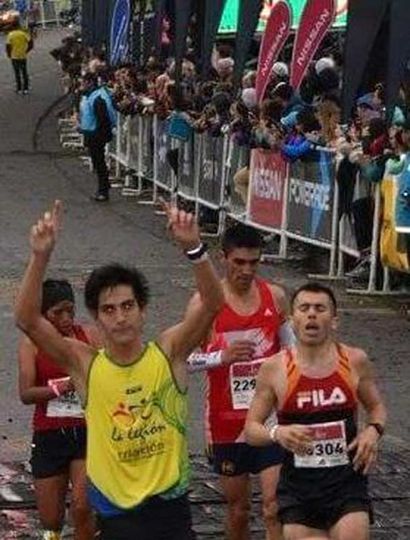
[290,0,336,91]
[255,0,292,103]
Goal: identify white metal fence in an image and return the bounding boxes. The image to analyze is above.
[66,112,410,297]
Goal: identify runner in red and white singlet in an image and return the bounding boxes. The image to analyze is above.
[188,224,295,540]
[18,279,101,540]
[205,276,283,444]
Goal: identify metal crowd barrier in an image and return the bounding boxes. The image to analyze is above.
[95,112,410,296]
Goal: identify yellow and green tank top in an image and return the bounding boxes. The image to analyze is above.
[85,342,190,514]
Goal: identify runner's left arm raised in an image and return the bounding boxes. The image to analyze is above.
[348,349,387,474]
[158,204,224,366]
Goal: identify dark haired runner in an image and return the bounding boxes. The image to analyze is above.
[15,200,224,540]
[245,283,387,540]
[18,279,101,540]
[188,224,295,540]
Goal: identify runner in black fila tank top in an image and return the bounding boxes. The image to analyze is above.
[276,346,369,523]
[245,283,387,540]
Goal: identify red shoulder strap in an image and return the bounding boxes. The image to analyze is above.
[283,348,301,404]
[257,279,284,320]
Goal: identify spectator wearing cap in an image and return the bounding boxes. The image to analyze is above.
[271,82,305,119]
[271,61,289,85]
[282,109,322,162]
[356,93,382,128]
[216,57,234,82]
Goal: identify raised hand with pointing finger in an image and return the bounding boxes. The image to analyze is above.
[30,200,62,256]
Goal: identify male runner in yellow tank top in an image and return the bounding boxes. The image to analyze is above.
[15,200,224,540]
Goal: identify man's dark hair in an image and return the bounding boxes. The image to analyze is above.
[221,224,263,254]
[84,264,150,312]
[291,282,337,314]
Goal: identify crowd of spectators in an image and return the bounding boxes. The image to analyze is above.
[51,34,410,164]
[50,32,410,287]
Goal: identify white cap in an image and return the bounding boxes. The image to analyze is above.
[241,87,257,109]
[315,57,336,75]
[272,61,288,78]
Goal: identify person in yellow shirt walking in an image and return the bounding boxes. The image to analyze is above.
[6,20,33,94]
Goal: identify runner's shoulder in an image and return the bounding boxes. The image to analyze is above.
[18,333,38,355]
[64,335,97,364]
[259,350,287,376]
[339,342,370,374]
[266,282,289,314]
[80,323,104,348]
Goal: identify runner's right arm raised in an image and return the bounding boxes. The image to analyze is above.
[158,204,224,362]
[15,201,94,378]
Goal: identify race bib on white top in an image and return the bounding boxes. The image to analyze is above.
[46,378,84,418]
[294,420,349,469]
[229,360,263,410]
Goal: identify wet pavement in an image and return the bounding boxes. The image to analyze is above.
[0,29,409,539]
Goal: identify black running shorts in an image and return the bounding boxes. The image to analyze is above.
[279,496,373,530]
[30,426,87,479]
[98,495,196,540]
[211,442,284,476]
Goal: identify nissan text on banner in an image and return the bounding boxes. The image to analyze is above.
[248,149,288,230]
[110,0,131,65]
[290,0,336,91]
[255,0,292,104]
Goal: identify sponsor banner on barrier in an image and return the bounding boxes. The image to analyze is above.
[396,156,410,233]
[287,152,335,244]
[381,175,409,272]
[178,137,195,197]
[156,119,172,188]
[199,136,224,205]
[248,149,287,229]
[142,116,153,178]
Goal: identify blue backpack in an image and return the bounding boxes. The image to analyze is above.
[167,111,192,142]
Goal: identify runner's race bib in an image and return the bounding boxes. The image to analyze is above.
[229,360,263,410]
[46,378,84,418]
[294,421,349,468]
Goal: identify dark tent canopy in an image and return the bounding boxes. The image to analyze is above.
[342,0,410,120]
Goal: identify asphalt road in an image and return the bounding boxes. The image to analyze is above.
[0,29,409,539]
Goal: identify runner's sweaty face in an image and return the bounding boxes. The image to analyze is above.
[96,285,144,345]
[223,247,261,292]
[45,300,75,337]
[291,291,337,346]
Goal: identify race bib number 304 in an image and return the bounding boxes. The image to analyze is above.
[294,421,349,469]
[230,361,263,410]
